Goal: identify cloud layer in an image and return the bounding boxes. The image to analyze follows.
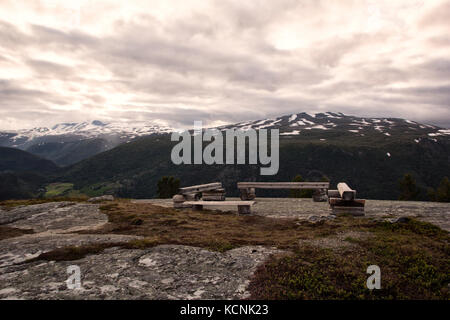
[0,0,449,130]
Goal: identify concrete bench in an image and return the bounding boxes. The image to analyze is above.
[183,201,255,214]
[237,182,330,201]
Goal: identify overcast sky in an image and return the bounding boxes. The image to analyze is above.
[0,0,449,130]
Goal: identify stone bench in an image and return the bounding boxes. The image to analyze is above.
[183,201,255,214]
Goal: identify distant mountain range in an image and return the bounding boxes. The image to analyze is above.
[0,120,172,166]
[1,112,449,201]
[0,112,448,167]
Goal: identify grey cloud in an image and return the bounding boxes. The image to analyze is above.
[420,1,450,28]
[26,59,74,78]
[109,107,242,128]
[0,20,98,51]
[428,35,450,47]
[75,16,329,93]
[215,0,304,31]
[0,79,72,115]
[378,85,450,106]
[30,24,98,49]
[415,58,450,80]
[0,2,449,130]
[0,20,31,49]
[311,34,370,68]
[0,80,47,105]
[99,33,286,91]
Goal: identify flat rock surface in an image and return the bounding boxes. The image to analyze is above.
[0,201,280,300]
[0,202,108,233]
[0,245,279,300]
[146,198,450,231]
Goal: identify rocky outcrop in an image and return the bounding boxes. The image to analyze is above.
[0,202,107,233]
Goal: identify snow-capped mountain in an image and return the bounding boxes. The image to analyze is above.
[220,112,449,139]
[2,120,173,144]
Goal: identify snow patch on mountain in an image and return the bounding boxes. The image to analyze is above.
[254,119,282,129]
[9,120,173,142]
[307,125,329,130]
[280,130,301,135]
[301,118,315,125]
[325,112,341,119]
